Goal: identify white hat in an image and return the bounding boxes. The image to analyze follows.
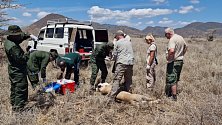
[114,30,125,38]
[165,27,174,34]
[145,34,155,41]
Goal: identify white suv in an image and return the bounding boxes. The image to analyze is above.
[28,18,109,61]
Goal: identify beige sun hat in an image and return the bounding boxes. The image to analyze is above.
[114,30,124,38]
[145,34,155,41]
[165,27,174,34]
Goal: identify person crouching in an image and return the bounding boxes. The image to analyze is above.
[57,52,81,87]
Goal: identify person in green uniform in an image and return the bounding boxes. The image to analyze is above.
[4,25,31,111]
[57,52,81,86]
[89,42,114,90]
[27,50,58,89]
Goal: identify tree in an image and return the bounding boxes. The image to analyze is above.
[0,0,21,27]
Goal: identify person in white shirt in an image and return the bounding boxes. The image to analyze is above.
[145,34,158,89]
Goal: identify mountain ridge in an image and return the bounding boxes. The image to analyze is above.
[25,13,222,38]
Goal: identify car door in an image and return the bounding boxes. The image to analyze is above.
[94,29,109,49]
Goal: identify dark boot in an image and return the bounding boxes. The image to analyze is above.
[172,94,177,101]
[165,85,172,97]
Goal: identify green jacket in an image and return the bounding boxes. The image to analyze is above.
[57,52,81,67]
[4,39,28,72]
[27,51,50,78]
[90,44,110,63]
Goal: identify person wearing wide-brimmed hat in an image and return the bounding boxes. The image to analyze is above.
[27,50,58,89]
[145,34,158,89]
[4,25,31,112]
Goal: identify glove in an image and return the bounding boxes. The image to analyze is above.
[42,78,47,83]
[30,34,38,41]
[146,65,151,70]
[105,57,111,61]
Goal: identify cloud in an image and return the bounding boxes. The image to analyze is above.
[37,11,50,19]
[152,0,167,4]
[146,21,154,25]
[88,6,173,23]
[158,18,173,24]
[178,5,194,14]
[178,21,190,25]
[24,8,41,13]
[109,3,158,9]
[9,17,22,24]
[178,20,196,25]
[190,0,200,4]
[157,18,196,27]
[31,19,38,23]
[115,20,142,27]
[135,22,142,26]
[116,20,132,26]
[22,12,32,17]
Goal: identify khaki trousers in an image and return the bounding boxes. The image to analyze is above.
[146,63,156,88]
[110,63,133,97]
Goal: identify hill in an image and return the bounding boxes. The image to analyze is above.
[25,14,145,38]
[25,13,65,35]
[142,26,167,37]
[25,13,222,38]
[175,22,222,38]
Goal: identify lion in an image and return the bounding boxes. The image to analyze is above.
[96,83,160,105]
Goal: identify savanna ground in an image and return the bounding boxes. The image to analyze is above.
[0,37,222,125]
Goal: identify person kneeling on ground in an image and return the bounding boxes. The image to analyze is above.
[27,50,58,89]
[57,52,81,87]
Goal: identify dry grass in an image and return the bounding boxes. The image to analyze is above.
[0,37,222,125]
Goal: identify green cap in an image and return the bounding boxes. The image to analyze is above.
[6,25,24,35]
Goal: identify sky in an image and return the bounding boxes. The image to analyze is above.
[3,0,222,30]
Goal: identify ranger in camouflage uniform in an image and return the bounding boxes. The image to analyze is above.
[4,25,30,111]
[90,42,114,90]
[27,50,58,88]
[57,52,81,86]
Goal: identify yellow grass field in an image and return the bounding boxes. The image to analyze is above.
[0,37,222,125]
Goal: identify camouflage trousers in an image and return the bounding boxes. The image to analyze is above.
[64,64,80,84]
[27,69,39,88]
[110,63,133,97]
[8,69,28,111]
[90,60,108,87]
[165,60,183,96]
[146,63,156,88]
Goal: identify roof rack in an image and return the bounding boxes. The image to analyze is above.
[47,18,92,26]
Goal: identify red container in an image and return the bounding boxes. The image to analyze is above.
[79,48,84,53]
[60,81,75,95]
